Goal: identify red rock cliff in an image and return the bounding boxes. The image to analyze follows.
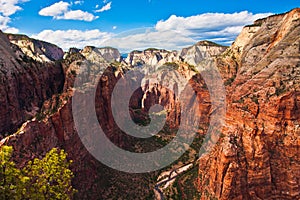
[197,8,300,200]
[0,31,64,138]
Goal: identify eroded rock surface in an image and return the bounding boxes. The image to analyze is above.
[197,8,300,200]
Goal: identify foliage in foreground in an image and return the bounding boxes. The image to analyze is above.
[0,146,76,200]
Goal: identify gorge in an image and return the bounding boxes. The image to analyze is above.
[0,8,299,200]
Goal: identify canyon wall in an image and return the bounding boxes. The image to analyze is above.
[0,31,64,138]
[0,8,299,200]
[197,8,300,200]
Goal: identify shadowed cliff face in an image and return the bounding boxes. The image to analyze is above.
[197,8,300,200]
[0,8,299,200]
[0,31,64,138]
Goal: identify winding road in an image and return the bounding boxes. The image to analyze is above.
[154,163,193,200]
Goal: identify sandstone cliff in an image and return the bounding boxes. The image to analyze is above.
[0,31,64,138]
[7,33,64,62]
[124,41,227,67]
[0,8,299,200]
[179,40,227,66]
[197,8,300,200]
[125,48,179,67]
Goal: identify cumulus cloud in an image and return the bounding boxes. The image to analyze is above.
[39,1,98,21]
[32,11,273,52]
[103,11,272,51]
[155,11,272,45]
[0,0,29,33]
[0,0,28,17]
[0,15,18,33]
[102,28,196,52]
[95,2,111,13]
[31,29,113,50]
[39,1,69,17]
[56,10,98,21]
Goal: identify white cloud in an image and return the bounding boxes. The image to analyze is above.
[154,11,272,45]
[31,29,113,50]
[39,1,98,21]
[39,1,69,17]
[0,0,29,33]
[155,11,271,32]
[103,11,272,52]
[95,2,111,13]
[0,15,18,33]
[0,0,28,17]
[95,4,99,8]
[112,26,117,30]
[74,1,83,5]
[102,28,195,52]
[56,10,98,21]
[32,11,273,53]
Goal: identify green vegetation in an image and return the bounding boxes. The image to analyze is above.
[187,64,198,72]
[251,95,259,104]
[245,22,262,28]
[197,40,227,47]
[164,62,180,70]
[165,165,202,200]
[144,48,160,51]
[224,75,236,86]
[275,85,286,96]
[0,146,76,200]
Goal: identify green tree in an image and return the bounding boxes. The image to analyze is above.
[0,146,28,200]
[0,146,76,200]
[23,148,76,200]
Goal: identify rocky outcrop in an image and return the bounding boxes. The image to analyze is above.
[125,48,179,67]
[197,8,300,200]
[6,33,64,62]
[0,31,64,138]
[79,46,122,63]
[125,42,227,67]
[179,41,227,66]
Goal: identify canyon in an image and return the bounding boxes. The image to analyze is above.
[0,8,299,200]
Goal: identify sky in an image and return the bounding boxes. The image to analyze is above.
[0,0,299,52]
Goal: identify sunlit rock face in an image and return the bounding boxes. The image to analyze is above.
[179,40,227,66]
[6,33,64,62]
[197,8,300,200]
[124,41,227,68]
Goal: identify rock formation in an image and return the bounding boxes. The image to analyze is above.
[124,41,227,67]
[197,8,300,200]
[179,40,227,66]
[0,31,64,138]
[0,8,299,200]
[125,48,179,67]
[7,33,64,62]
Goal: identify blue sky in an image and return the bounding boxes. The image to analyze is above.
[0,0,299,52]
